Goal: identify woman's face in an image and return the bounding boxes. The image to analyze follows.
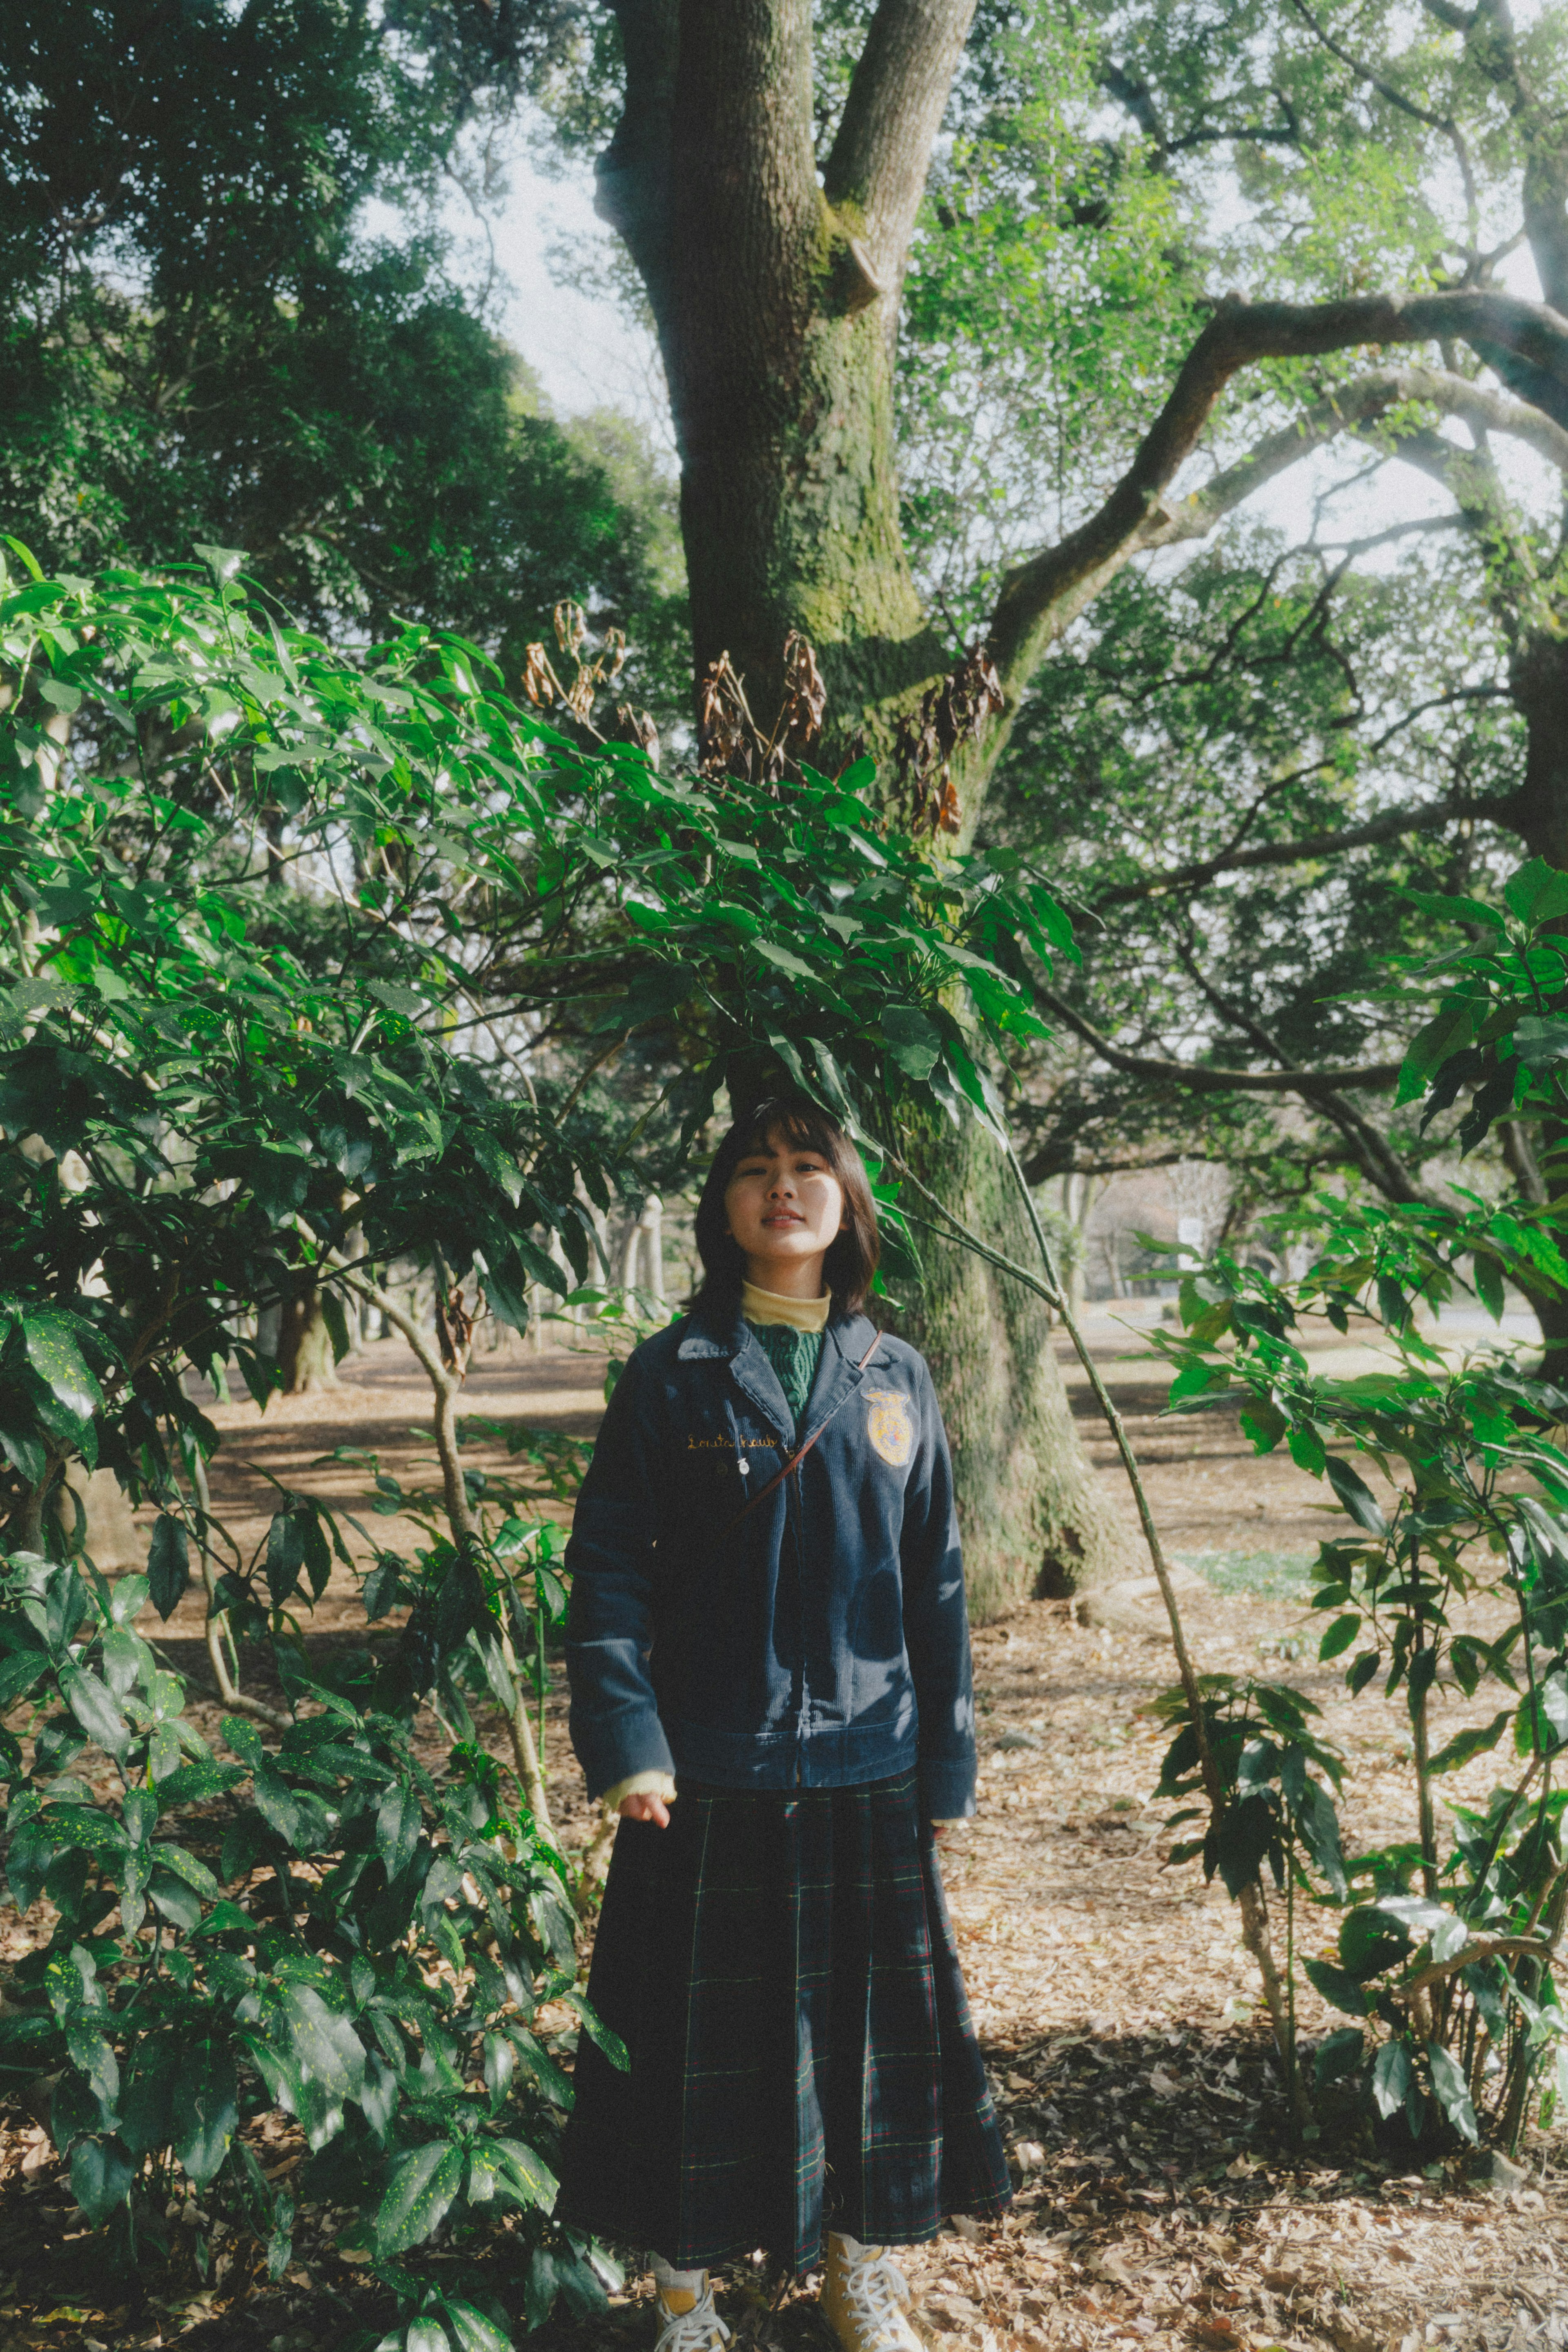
[722,1127,846,1292]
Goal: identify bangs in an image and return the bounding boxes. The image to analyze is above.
[732,1101,843,1160]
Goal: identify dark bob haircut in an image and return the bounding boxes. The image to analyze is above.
[690,1095,880,1316]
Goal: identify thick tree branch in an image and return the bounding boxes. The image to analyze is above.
[823,0,978,287]
[594,0,680,314]
[1098,62,1167,153]
[1145,365,1568,566]
[1089,769,1515,910]
[1381,361,1568,472]
[984,287,1568,709]
[1020,1140,1346,1187]
[1034,982,1401,1099]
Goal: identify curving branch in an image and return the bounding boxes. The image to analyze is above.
[984,287,1568,710]
[339,1265,554,1833]
[1171,934,1428,1204]
[823,0,978,287]
[1089,767,1516,911]
[1034,981,1402,1099]
[1379,361,1568,473]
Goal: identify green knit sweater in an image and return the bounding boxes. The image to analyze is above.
[746,1319,825,1421]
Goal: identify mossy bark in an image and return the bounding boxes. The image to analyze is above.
[1506,633,1568,1378]
[599,0,950,737]
[895,1115,1134,1618]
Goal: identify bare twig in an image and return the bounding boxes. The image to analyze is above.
[888,1143,1305,2110]
[339,1266,555,1833]
[191,1447,290,1733]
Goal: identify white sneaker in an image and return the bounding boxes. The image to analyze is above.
[822,2234,922,2352]
[655,2279,732,2352]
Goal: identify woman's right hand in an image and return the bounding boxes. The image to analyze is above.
[618,1790,672,1827]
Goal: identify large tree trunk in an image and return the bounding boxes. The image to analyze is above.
[1505,634,1568,1379]
[278,1288,339,1395]
[600,0,950,731]
[596,0,1131,1598]
[898,1117,1134,1616]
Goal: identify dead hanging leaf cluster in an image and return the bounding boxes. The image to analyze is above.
[697,630,826,785]
[895,645,1006,836]
[522,602,662,765]
[432,1279,479,1372]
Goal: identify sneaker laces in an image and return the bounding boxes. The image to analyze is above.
[655,2285,731,2352]
[838,2249,913,2343]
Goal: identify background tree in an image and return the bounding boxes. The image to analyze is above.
[918,4,1568,1357]
[0,0,686,713]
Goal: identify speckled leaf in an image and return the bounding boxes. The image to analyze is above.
[374,2138,465,2256]
[442,2297,513,2352]
[481,2031,514,2104]
[22,1310,103,1425]
[493,2135,558,2212]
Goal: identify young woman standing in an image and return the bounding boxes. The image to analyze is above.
[556,1097,1010,2352]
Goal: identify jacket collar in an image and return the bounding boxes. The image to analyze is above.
[675,1297,888,1445]
[799,1310,886,1447]
[677,1295,792,1436]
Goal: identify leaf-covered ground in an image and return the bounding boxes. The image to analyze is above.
[0,1314,1563,2350]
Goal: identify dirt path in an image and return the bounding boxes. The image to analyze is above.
[1,1315,1564,2351]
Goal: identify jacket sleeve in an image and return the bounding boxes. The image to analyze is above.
[564,1351,677,1803]
[899,1355,978,1821]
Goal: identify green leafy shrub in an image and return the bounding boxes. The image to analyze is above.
[0,544,1076,2330]
[0,1542,618,2329]
[1150,1040,1568,2144]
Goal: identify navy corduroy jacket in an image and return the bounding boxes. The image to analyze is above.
[563,1300,978,1821]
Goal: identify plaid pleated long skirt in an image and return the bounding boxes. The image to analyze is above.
[554,1768,1011,2275]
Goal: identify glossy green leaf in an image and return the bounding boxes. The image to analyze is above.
[1427,2042,1478,2143]
[375,2138,466,2256]
[266,1509,306,1607]
[1323,1456,1388,1537]
[22,1310,103,1426]
[441,2298,513,2352]
[69,2134,133,2220]
[172,2037,238,2185]
[60,1666,129,1759]
[1371,2038,1413,2121]
[1318,1613,1361,1662]
[492,2134,559,2212]
[147,1516,191,1620]
[1428,1710,1511,1775]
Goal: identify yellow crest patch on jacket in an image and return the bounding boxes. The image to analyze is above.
[864,1388,915,1467]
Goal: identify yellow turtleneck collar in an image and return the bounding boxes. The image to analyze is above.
[741,1278,831,1333]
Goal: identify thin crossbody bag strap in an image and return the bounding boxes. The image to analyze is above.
[720,1329,882,1541]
